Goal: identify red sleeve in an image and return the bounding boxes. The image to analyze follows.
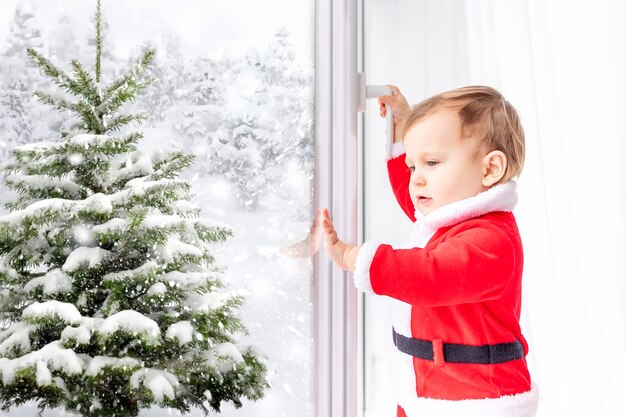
[369,221,516,306]
[387,153,415,222]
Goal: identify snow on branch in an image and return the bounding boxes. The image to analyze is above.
[165,321,194,345]
[85,355,140,377]
[0,322,36,355]
[22,300,82,325]
[129,368,179,403]
[23,268,73,295]
[108,178,190,207]
[0,193,112,227]
[155,271,218,290]
[0,341,84,385]
[5,173,85,199]
[155,237,204,264]
[102,260,160,284]
[61,246,111,272]
[60,317,103,346]
[99,310,161,340]
[204,342,245,373]
[184,290,245,313]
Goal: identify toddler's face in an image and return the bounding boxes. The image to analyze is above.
[403,109,488,216]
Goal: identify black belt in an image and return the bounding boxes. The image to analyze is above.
[392,328,524,365]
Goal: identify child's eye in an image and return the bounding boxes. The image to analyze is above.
[408,166,415,173]
[426,160,439,167]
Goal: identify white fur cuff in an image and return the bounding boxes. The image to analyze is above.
[353,241,382,294]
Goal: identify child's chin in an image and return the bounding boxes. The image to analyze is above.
[416,201,435,214]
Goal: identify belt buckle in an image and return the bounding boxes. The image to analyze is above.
[432,338,445,366]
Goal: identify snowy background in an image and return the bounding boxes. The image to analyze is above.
[0,1,315,416]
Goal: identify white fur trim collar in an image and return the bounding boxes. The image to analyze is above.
[414,181,518,234]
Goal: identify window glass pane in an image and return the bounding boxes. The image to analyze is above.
[0,1,315,416]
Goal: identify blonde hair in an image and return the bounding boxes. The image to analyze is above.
[402,86,525,183]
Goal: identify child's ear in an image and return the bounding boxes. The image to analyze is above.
[481,150,507,187]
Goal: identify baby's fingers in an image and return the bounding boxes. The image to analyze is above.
[379,95,400,117]
[378,97,387,117]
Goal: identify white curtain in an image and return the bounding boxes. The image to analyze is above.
[363,1,626,416]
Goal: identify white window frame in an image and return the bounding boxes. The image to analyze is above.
[314,0,363,416]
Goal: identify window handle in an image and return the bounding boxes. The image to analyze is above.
[357,72,394,156]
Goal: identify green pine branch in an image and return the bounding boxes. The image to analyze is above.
[74,99,106,133]
[194,224,233,243]
[104,49,155,97]
[4,197,37,212]
[150,153,195,180]
[28,48,154,135]
[27,48,84,97]
[98,76,153,117]
[4,175,87,200]
[70,60,99,104]
[105,113,148,132]
[32,90,75,113]
[95,0,103,83]
[32,91,105,133]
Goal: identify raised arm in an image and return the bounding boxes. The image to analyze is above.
[378,85,411,145]
[378,86,415,221]
[387,152,415,222]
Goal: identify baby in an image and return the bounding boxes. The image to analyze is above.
[321,86,538,417]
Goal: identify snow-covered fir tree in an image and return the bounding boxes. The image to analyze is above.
[0,3,268,416]
[210,114,268,211]
[190,30,313,212]
[172,55,225,153]
[0,7,46,160]
[259,27,314,174]
[244,33,313,219]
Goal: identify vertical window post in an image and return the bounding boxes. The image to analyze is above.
[314,0,360,416]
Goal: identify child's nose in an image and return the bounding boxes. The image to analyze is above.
[410,171,426,186]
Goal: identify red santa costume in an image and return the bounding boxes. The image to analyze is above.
[353,145,539,417]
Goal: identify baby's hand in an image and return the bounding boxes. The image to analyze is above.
[320,208,360,272]
[378,85,411,143]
